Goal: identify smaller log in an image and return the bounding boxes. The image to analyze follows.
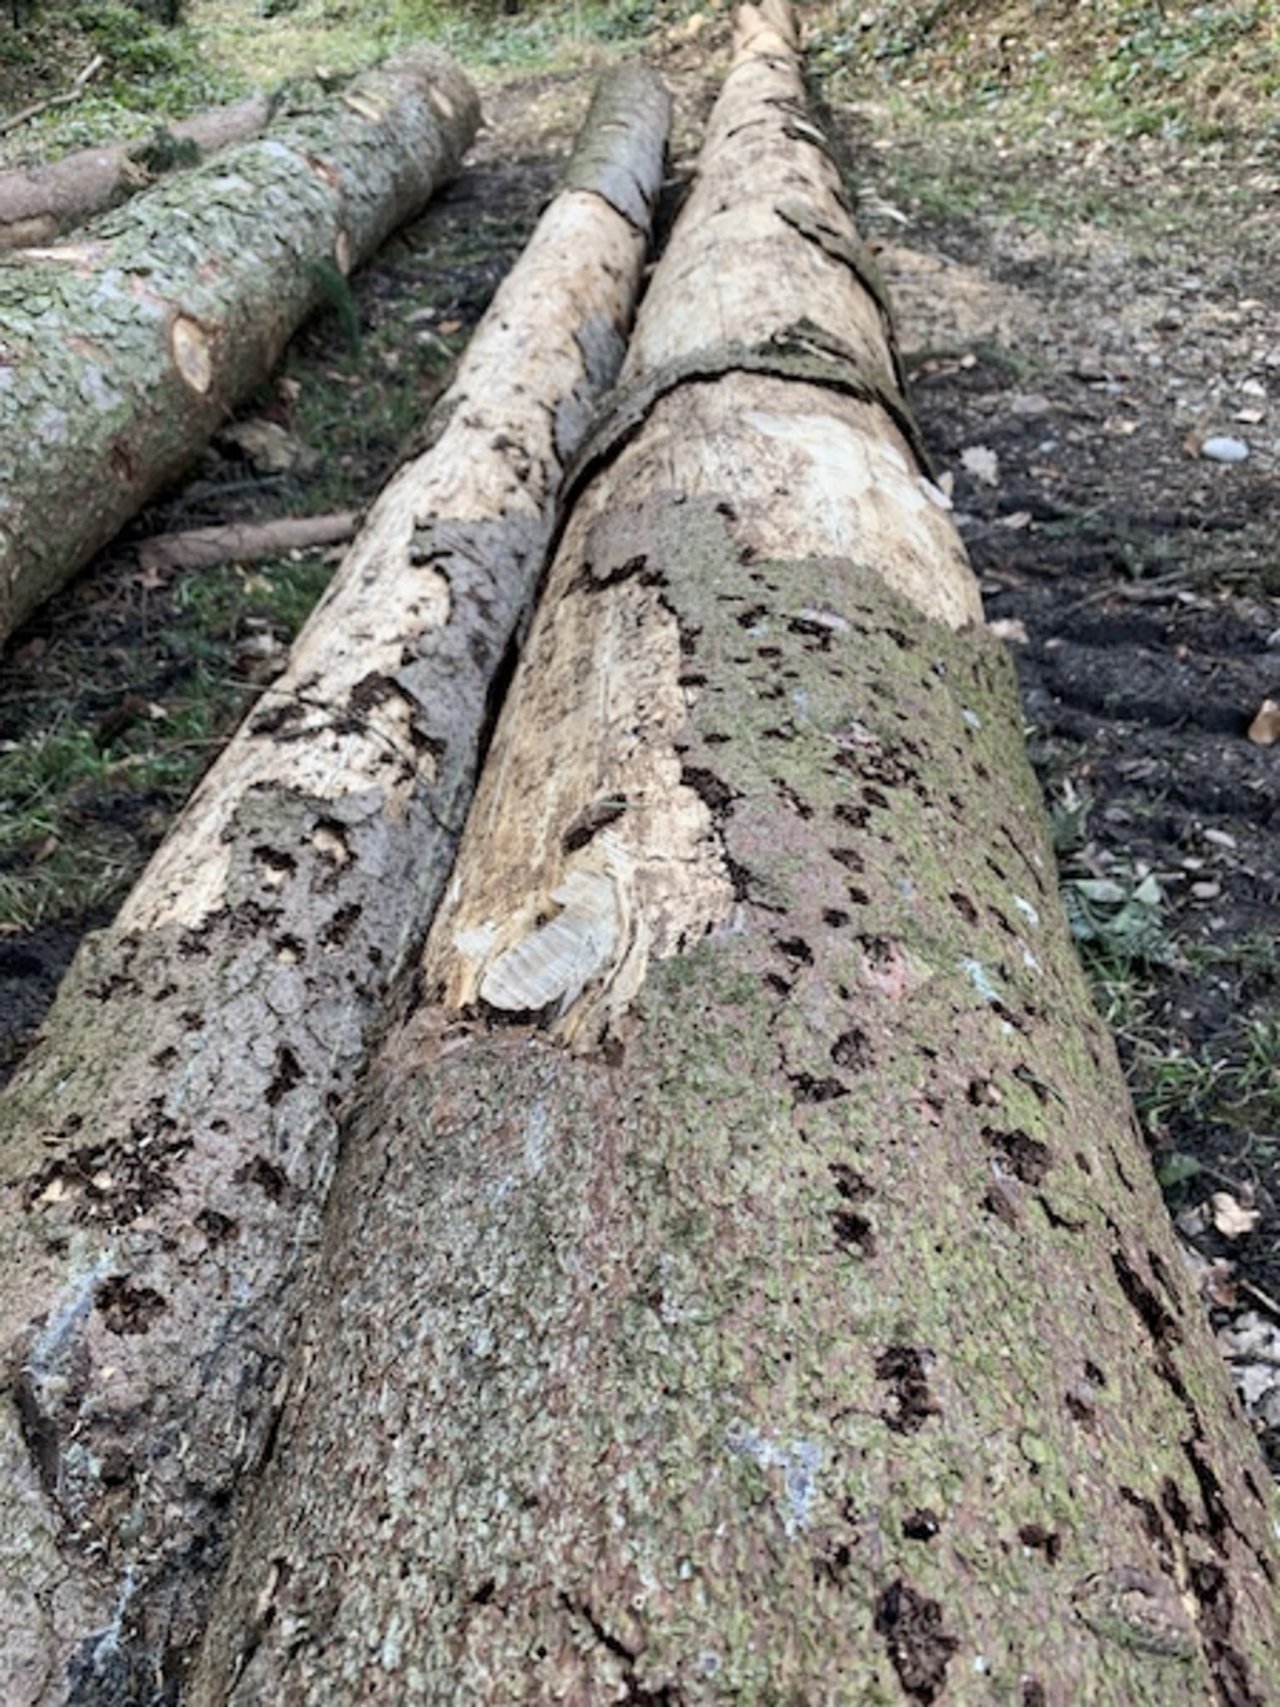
[0,47,479,645]
[136,509,357,575]
[0,96,274,249]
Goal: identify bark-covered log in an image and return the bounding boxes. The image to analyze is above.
[0,66,670,1706]
[189,7,1280,1703]
[0,48,479,646]
[0,95,274,250]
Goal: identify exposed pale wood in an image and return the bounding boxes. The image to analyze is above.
[0,95,274,249]
[0,48,479,646]
[619,0,889,395]
[577,0,976,631]
[189,9,1280,1702]
[0,65,670,1704]
[136,509,357,575]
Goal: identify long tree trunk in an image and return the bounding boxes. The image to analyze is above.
[189,7,1280,1703]
[0,48,478,646]
[0,66,670,1707]
[0,94,274,250]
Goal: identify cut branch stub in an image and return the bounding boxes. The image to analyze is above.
[0,64,670,1703]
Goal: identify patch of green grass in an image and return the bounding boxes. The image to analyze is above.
[0,551,337,930]
[3,0,672,164]
[171,553,333,651]
[0,719,151,930]
[1132,1007,1280,1161]
[188,0,675,90]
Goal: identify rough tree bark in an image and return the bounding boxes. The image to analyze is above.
[0,66,670,1707]
[0,48,478,646]
[189,7,1280,1704]
[0,95,274,250]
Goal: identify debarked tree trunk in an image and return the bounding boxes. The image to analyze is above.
[188,6,1280,1703]
[0,47,479,646]
[0,65,670,1707]
[0,94,274,251]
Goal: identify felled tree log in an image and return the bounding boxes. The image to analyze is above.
[189,6,1280,1702]
[0,65,670,1707]
[0,94,273,250]
[0,48,478,647]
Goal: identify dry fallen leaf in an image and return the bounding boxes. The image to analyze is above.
[1247,698,1280,745]
[1210,1191,1261,1240]
[1178,1240,1238,1308]
[219,419,316,475]
[960,444,999,486]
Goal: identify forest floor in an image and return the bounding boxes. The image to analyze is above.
[1,0,1278,1465]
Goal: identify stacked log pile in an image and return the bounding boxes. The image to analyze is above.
[186,4,1280,1702]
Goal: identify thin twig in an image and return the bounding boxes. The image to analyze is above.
[1058,569,1196,620]
[0,54,106,139]
[1239,1278,1280,1324]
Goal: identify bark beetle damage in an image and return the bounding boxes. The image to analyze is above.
[559,1596,683,1704]
[829,1158,876,1257]
[1018,1521,1061,1563]
[562,796,629,853]
[902,1507,943,1542]
[22,1112,191,1227]
[235,1156,290,1202]
[984,1126,1053,1186]
[96,1274,167,1335]
[1097,1224,1271,1695]
[831,1027,871,1070]
[873,1579,958,1703]
[874,1345,941,1435]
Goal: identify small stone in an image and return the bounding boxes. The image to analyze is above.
[1200,435,1249,463]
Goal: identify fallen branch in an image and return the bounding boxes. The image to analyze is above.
[136,510,358,575]
[0,53,105,139]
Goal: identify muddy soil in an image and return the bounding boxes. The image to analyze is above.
[2,28,1278,1466]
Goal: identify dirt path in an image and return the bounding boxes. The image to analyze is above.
[2,12,1278,1468]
